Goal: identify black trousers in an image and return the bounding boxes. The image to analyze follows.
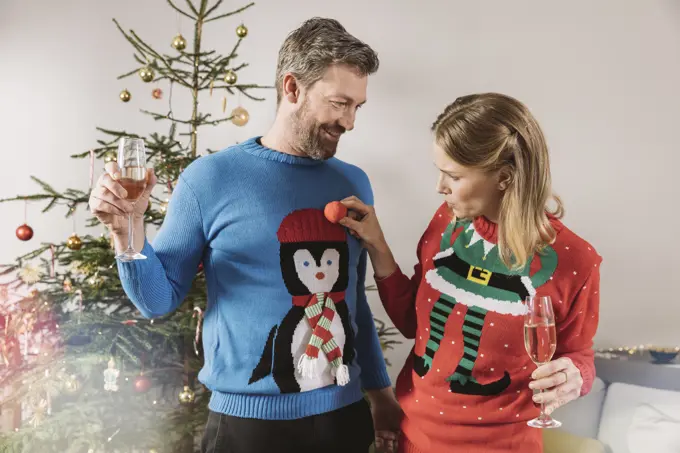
[200,399,375,453]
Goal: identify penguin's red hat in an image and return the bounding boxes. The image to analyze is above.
[277,209,346,244]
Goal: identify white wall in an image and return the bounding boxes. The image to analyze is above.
[1,0,678,382]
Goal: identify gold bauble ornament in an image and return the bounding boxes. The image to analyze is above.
[172,33,187,51]
[224,70,237,85]
[236,24,248,38]
[119,89,131,102]
[66,234,82,251]
[139,66,155,83]
[178,385,195,404]
[105,152,117,163]
[231,106,249,127]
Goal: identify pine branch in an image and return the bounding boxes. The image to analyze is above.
[198,38,242,85]
[0,178,89,216]
[166,0,196,20]
[204,2,254,23]
[204,0,225,18]
[184,0,200,17]
[113,19,191,88]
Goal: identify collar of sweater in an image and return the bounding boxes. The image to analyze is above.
[471,213,564,244]
[241,136,327,167]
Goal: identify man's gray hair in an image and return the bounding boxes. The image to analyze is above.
[275,17,379,105]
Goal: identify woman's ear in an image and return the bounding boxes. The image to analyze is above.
[498,168,513,191]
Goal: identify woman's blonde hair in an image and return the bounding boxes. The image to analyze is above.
[431,93,564,270]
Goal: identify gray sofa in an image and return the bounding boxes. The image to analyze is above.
[547,355,680,453]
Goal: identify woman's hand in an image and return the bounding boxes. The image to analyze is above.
[338,196,388,254]
[338,196,398,279]
[529,357,584,414]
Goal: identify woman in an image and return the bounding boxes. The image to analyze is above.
[340,93,601,453]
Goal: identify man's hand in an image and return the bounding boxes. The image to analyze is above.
[88,161,157,234]
[365,387,403,453]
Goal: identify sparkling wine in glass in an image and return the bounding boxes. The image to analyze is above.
[524,295,561,429]
[115,137,147,262]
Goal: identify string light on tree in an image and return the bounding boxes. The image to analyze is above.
[160,198,169,214]
[63,375,80,394]
[178,385,195,404]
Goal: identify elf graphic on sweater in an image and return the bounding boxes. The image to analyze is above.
[418,218,557,396]
[249,208,356,394]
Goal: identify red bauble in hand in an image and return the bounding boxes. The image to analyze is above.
[134,374,152,393]
[16,224,34,241]
[324,201,347,224]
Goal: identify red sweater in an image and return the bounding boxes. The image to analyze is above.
[376,204,601,453]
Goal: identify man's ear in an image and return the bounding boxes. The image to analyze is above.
[282,73,301,104]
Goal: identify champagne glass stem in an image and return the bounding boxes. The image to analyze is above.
[127,213,134,252]
[538,389,547,421]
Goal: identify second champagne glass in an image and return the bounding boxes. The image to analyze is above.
[524,295,561,428]
[115,137,147,262]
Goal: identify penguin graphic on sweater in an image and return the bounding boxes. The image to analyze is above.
[248,208,356,394]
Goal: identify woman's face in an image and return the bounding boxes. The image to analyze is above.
[433,142,504,221]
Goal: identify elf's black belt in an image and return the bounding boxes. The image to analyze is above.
[433,252,530,300]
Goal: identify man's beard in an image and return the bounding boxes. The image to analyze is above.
[290,99,345,161]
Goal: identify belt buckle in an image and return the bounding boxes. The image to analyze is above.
[467,266,492,285]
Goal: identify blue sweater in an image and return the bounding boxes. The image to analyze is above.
[117,137,391,420]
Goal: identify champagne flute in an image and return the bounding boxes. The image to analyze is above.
[524,295,561,428]
[115,137,147,262]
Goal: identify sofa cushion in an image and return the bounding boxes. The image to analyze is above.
[551,376,607,439]
[598,382,680,453]
[543,429,608,453]
[627,403,680,453]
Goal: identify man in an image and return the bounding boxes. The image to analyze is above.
[89,17,400,453]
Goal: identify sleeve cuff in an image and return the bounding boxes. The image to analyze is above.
[116,239,155,279]
[562,353,595,396]
[374,265,405,288]
[361,365,392,390]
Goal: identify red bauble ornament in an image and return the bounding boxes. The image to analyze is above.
[324,201,347,224]
[134,374,152,393]
[16,224,34,241]
[152,88,163,99]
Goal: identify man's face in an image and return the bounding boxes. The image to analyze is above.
[291,64,368,160]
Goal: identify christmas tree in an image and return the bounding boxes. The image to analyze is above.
[0,1,269,451]
[0,3,401,452]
